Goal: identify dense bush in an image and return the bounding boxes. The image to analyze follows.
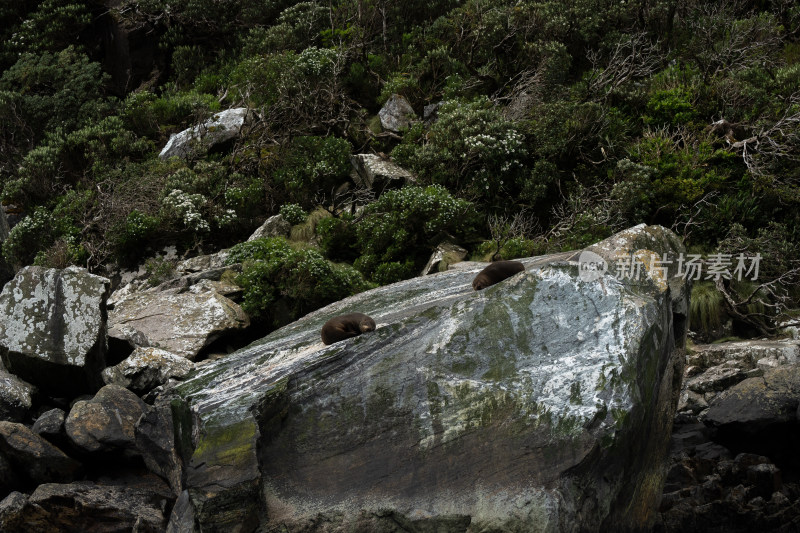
[350,185,479,283]
[226,237,374,325]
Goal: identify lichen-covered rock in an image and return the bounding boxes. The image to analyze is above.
[0,266,110,395]
[0,479,173,533]
[420,242,468,275]
[0,421,82,487]
[350,153,415,191]
[65,384,148,454]
[248,214,291,241]
[378,93,417,132]
[102,346,194,394]
[108,280,250,360]
[166,224,688,532]
[159,107,251,160]
[0,370,35,423]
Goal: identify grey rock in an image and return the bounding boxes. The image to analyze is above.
[135,400,183,495]
[703,363,800,429]
[159,107,251,160]
[0,421,82,486]
[102,346,194,395]
[32,408,66,439]
[65,384,148,454]
[378,94,417,132]
[0,480,172,533]
[420,242,468,275]
[686,364,751,394]
[108,280,249,360]
[350,153,415,192]
[248,214,291,241]
[165,224,688,531]
[0,266,109,395]
[688,339,799,370]
[0,370,35,422]
[423,101,443,124]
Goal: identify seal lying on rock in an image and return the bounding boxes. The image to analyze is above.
[321,313,377,345]
[472,260,525,290]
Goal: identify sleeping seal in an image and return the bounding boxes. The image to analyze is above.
[321,313,377,345]
[472,260,525,290]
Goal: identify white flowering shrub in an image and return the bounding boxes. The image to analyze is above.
[392,96,527,204]
[162,189,211,232]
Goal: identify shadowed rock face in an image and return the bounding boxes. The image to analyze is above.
[166,224,689,532]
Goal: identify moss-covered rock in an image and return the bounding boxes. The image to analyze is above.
[166,225,689,532]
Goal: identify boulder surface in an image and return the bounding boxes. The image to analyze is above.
[0,266,109,395]
[165,224,688,532]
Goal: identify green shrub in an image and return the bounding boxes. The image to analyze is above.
[690,282,724,334]
[392,97,527,207]
[273,136,352,207]
[279,203,308,225]
[353,185,479,281]
[317,215,359,262]
[226,237,373,324]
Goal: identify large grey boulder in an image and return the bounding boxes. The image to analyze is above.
[164,224,688,532]
[159,108,251,160]
[0,479,172,532]
[378,94,417,132]
[65,384,149,455]
[0,266,110,395]
[108,280,249,360]
[350,153,415,192]
[0,370,35,422]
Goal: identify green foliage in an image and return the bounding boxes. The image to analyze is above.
[690,282,723,334]
[2,207,57,267]
[317,215,359,263]
[392,97,527,207]
[352,185,479,282]
[0,47,109,142]
[279,203,308,225]
[6,0,91,55]
[110,210,162,256]
[644,87,697,126]
[227,237,373,324]
[273,136,352,207]
[3,116,153,204]
[120,90,221,139]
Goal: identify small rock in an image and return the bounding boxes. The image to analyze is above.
[0,421,82,486]
[350,153,415,192]
[248,214,291,241]
[746,463,781,498]
[159,107,251,160]
[65,385,148,454]
[378,94,417,132]
[32,408,66,440]
[102,347,194,395]
[420,242,468,276]
[0,371,35,423]
[0,480,172,532]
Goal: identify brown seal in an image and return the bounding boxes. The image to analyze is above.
[472,260,525,290]
[321,313,377,345]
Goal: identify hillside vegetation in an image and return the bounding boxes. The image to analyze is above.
[1,0,799,332]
